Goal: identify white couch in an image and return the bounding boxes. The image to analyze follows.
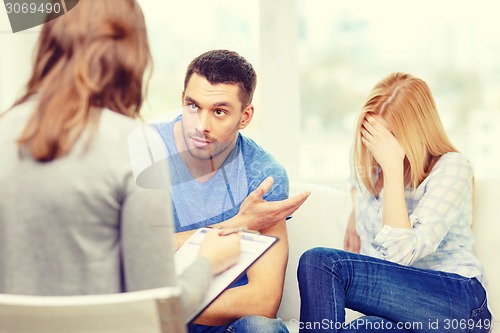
[279,179,499,332]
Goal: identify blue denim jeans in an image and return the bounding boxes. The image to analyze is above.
[297,248,492,333]
[188,315,289,333]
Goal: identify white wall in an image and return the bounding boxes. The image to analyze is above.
[0,11,38,112]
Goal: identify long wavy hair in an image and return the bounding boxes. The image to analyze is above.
[354,72,458,195]
[13,0,152,162]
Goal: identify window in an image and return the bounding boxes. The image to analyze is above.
[1,1,498,185]
[298,0,500,184]
[0,1,260,121]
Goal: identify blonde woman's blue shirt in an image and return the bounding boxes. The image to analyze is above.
[349,152,484,282]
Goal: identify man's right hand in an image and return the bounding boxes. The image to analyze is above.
[236,177,310,231]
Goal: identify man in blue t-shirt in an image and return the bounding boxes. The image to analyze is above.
[155,50,309,333]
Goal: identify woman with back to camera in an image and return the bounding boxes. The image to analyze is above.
[0,0,240,320]
[297,72,492,332]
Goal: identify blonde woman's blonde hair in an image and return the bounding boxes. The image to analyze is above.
[354,72,458,195]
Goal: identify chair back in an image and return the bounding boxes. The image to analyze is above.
[0,287,186,333]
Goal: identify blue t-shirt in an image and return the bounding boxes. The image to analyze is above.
[154,116,289,233]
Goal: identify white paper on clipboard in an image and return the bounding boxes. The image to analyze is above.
[175,228,278,323]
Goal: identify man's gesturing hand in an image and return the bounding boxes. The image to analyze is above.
[236,177,310,231]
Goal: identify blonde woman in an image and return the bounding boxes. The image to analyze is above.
[297,73,492,332]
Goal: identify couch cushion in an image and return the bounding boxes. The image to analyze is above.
[278,183,362,323]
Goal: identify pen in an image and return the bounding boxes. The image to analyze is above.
[218,226,260,236]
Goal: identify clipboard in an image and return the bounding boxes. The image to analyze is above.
[174,228,279,323]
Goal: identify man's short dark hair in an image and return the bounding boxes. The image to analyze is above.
[184,50,257,106]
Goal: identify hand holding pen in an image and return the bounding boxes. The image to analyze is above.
[198,229,241,274]
[218,226,260,236]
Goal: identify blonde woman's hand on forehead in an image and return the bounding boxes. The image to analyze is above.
[361,115,405,174]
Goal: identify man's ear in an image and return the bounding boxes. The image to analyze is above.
[239,104,254,130]
[181,91,185,104]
